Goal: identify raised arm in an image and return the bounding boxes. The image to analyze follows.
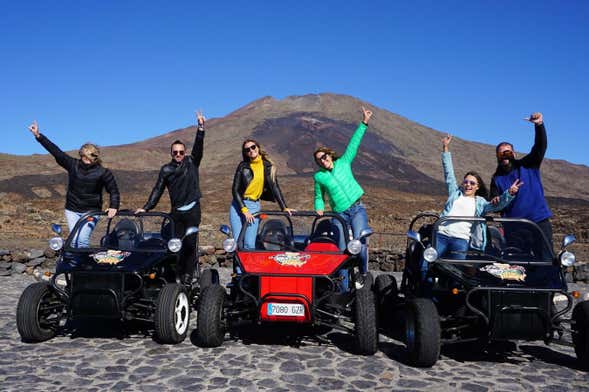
[519,112,547,169]
[29,121,77,171]
[191,111,206,167]
[339,106,372,164]
[441,134,459,195]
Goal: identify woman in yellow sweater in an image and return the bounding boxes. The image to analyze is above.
[230,139,293,249]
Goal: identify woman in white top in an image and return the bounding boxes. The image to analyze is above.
[436,134,523,259]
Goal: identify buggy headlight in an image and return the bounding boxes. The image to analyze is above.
[49,237,64,251]
[423,246,438,263]
[168,238,182,253]
[560,251,576,267]
[223,238,237,253]
[347,239,362,255]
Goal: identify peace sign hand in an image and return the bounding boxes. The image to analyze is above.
[442,134,452,152]
[28,121,40,138]
[196,110,206,127]
[509,179,524,195]
[361,106,373,124]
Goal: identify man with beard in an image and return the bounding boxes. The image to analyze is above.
[136,111,206,285]
[490,112,559,285]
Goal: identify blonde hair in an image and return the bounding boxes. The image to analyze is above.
[78,143,101,165]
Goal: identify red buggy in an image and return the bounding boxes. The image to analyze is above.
[196,211,378,354]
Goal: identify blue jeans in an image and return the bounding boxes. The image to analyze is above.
[229,199,261,250]
[65,209,99,248]
[421,233,468,280]
[337,202,370,273]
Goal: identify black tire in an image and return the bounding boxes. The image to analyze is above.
[154,283,190,344]
[354,286,378,355]
[199,268,219,291]
[197,284,226,347]
[404,298,441,367]
[375,274,398,327]
[572,300,589,369]
[16,282,63,342]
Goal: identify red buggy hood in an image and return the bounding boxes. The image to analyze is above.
[237,251,349,275]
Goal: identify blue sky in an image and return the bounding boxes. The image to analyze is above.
[2,1,588,166]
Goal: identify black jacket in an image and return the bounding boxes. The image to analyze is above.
[143,129,204,211]
[36,134,120,213]
[232,159,288,211]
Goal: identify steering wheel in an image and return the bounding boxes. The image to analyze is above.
[500,246,525,257]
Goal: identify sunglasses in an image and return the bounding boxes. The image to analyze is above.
[243,145,257,152]
[463,180,478,186]
[497,150,514,159]
[316,153,330,162]
[172,150,185,156]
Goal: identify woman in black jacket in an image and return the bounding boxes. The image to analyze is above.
[230,139,293,249]
[28,121,120,247]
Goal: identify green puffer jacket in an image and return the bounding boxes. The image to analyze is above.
[314,122,367,213]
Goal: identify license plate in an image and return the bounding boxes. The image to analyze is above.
[267,303,305,317]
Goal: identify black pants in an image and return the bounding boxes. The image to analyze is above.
[171,203,201,282]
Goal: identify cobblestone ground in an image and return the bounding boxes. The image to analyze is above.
[1,271,588,391]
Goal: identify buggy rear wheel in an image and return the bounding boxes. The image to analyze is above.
[354,286,378,355]
[197,284,226,347]
[375,274,398,328]
[16,282,63,342]
[404,298,440,367]
[154,283,190,344]
[572,300,589,369]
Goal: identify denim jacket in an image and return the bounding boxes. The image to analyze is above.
[441,152,514,250]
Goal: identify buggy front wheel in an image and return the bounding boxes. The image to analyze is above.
[16,282,64,342]
[354,286,378,355]
[572,300,589,369]
[404,298,440,367]
[154,283,190,344]
[196,284,226,347]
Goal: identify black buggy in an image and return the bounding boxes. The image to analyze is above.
[16,210,203,344]
[376,213,589,368]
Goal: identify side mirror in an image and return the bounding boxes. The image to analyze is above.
[51,224,62,235]
[219,224,231,237]
[561,234,576,249]
[184,226,199,238]
[407,230,421,243]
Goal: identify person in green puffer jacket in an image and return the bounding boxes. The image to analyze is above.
[313,106,373,285]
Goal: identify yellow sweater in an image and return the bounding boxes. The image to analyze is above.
[241,156,264,213]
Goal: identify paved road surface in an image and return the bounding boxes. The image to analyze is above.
[1,271,588,391]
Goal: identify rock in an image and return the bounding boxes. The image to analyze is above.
[0,261,11,270]
[2,254,12,261]
[0,269,11,276]
[25,266,35,275]
[27,257,46,267]
[11,250,28,263]
[44,248,56,258]
[574,263,589,282]
[13,263,27,274]
[0,249,10,256]
[199,245,216,255]
[26,249,45,260]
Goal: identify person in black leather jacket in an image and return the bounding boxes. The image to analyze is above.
[135,112,206,284]
[230,139,293,249]
[28,121,120,248]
